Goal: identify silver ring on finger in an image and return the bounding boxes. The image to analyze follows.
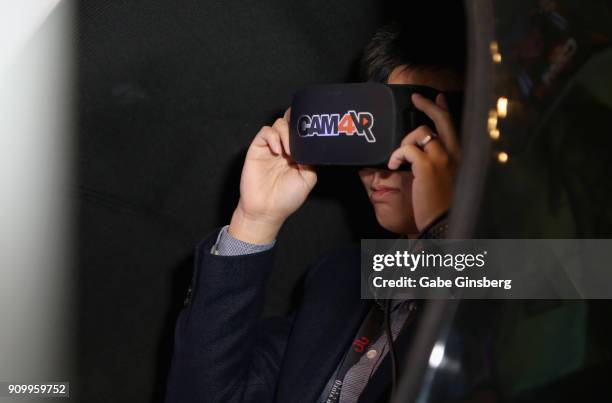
[417,132,438,148]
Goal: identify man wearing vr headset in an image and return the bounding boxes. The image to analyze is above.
[167,9,465,403]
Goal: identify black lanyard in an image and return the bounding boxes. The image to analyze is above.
[324,301,418,403]
[325,305,386,403]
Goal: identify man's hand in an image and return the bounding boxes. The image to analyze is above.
[387,93,460,232]
[229,109,317,244]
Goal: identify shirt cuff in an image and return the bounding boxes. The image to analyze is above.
[211,225,276,256]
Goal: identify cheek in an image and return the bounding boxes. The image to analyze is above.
[358,170,374,190]
[384,172,413,194]
[399,172,415,193]
[384,174,414,212]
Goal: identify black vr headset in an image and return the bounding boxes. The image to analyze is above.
[289,83,462,169]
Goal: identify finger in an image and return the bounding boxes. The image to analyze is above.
[284,107,291,122]
[257,126,282,155]
[387,143,428,173]
[400,125,433,147]
[419,136,447,164]
[272,117,291,156]
[401,125,448,163]
[436,93,449,111]
[412,93,460,156]
[297,164,317,186]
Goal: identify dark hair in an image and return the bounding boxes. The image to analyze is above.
[360,5,467,83]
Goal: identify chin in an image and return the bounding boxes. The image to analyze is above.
[371,200,417,235]
[375,212,413,235]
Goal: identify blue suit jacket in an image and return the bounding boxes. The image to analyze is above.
[165,230,417,403]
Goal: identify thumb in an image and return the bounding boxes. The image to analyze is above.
[298,164,317,186]
[284,107,292,122]
[436,93,449,110]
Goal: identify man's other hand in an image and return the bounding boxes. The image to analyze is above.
[387,93,460,232]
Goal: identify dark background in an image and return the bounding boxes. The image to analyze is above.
[77,1,393,401]
[76,1,612,402]
[75,0,612,401]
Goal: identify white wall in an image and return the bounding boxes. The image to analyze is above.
[0,0,74,398]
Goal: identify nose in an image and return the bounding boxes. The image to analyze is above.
[372,169,392,183]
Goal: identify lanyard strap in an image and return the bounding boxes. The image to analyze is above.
[325,305,385,403]
[324,301,418,403]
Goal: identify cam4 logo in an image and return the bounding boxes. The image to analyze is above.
[297,111,375,143]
